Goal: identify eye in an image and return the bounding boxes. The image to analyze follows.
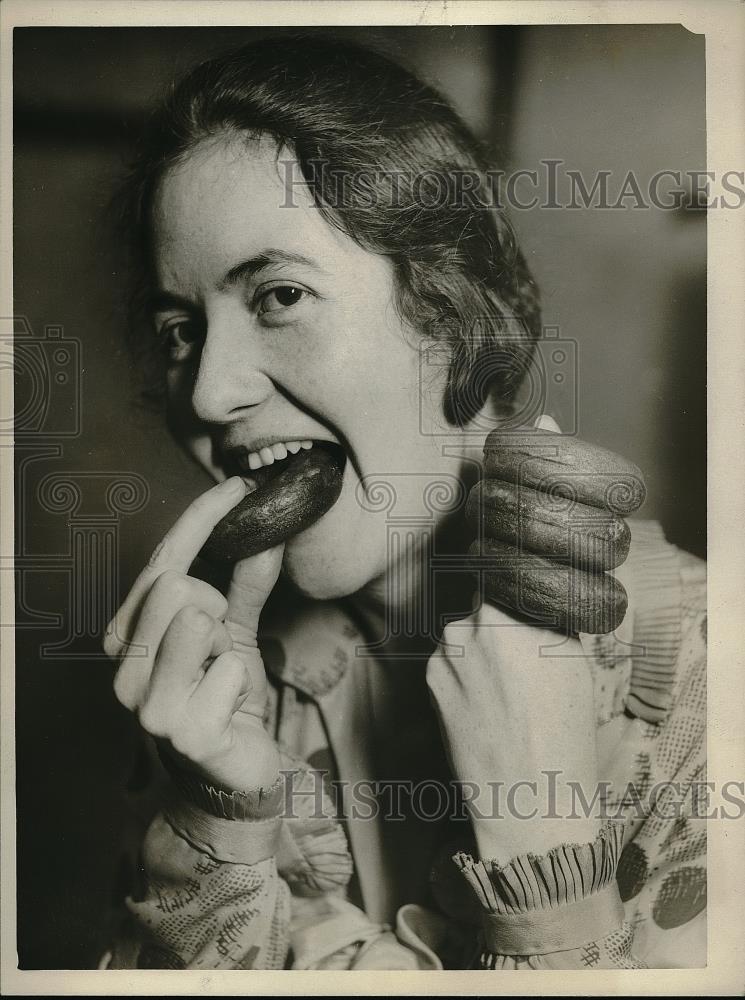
[157,317,204,362]
[257,285,308,315]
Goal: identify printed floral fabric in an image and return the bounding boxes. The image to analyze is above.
[103,520,706,970]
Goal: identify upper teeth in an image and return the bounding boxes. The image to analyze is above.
[239,439,313,472]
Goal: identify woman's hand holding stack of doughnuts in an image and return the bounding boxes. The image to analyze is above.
[427,415,646,861]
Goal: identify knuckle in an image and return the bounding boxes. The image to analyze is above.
[230,559,254,588]
[172,604,213,634]
[148,536,172,568]
[137,703,170,739]
[440,621,465,648]
[225,618,256,648]
[112,669,138,712]
[473,601,507,629]
[219,648,243,672]
[155,567,181,587]
[167,728,190,757]
[169,727,207,763]
[192,578,228,618]
[172,602,197,624]
[233,559,253,583]
[211,590,229,619]
[153,568,190,601]
[212,620,233,651]
[102,628,119,660]
[440,622,455,643]
[426,653,446,688]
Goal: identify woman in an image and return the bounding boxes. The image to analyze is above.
[102,36,706,970]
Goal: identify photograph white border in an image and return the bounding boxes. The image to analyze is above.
[1,1,743,995]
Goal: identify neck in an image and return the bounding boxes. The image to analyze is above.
[346,503,476,661]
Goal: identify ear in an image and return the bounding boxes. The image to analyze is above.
[463,394,516,435]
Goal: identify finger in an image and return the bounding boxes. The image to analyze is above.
[104,477,246,658]
[225,545,284,652]
[114,604,224,713]
[147,608,232,703]
[127,606,228,721]
[111,573,228,705]
[189,650,252,732]
[534,413,562,433]
[117,571,227,673]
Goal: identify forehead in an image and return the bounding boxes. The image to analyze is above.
[151,133,359,291]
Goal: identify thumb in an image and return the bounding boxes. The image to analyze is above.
[225,544,284,651]
[534,412,562,433]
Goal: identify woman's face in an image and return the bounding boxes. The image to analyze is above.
[152,133,466,599]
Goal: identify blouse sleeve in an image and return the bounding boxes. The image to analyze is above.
[453,822,644,968]
[452,544,707,970]
[102,764,293,969]
[102,752,354,970]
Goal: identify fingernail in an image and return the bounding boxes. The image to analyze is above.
[534,414,560,432]
[218,476,245,494]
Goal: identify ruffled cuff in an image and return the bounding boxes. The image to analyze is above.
[453,821,626,958]
[156,750,291,865]
[160,750,354,891]
[166,758,287,821]
[163,798,283,865]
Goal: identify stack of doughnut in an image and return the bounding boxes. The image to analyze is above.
[467,429,646,634]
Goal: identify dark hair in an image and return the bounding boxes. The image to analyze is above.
[121,34,541,425]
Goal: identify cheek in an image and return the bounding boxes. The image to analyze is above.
[302,266,418,400]
[303,319,425,452]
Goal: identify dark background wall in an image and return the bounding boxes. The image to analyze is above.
[13,25,705,968]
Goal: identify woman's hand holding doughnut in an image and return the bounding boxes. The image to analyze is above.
[103,477,283,792]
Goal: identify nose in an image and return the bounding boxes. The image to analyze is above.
[190,303,273,424]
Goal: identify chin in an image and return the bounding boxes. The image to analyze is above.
[280,515,382,600]
[281,542,380,601]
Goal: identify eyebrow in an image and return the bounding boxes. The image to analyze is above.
[150,248,327,312]
[217,249,327,291]
[149,289,196,313]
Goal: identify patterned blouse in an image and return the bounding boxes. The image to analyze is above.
[103,519,706,970]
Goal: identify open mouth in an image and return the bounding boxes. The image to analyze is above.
[201,440,347,563]
[226,439,342,491]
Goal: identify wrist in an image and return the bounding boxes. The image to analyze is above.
[204,736,281,793]
[158,741,284,821]
[474,815,603,865]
